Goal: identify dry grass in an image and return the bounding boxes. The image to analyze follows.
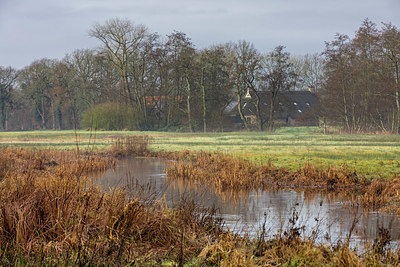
[166,152,400,214]
[196,224,400,266]
[0,148,223,265]
[362,178,400,213]
[166,152,370,190]
[0,147,399,265]
[110,135,152,157]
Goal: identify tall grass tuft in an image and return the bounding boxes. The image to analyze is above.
[110,135,152,157]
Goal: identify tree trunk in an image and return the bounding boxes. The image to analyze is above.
[268,94,274,131]
[51,101,56,130]
[252,90,263,131]
[395,63,400,133]
[5,109,8,131]
[41,97,46,129]
[185,70,193,132]
[237,88,248,130]
[267,91,278,131]
[201,66,207,132]
[0,102,5,130]
[341,84,350,132]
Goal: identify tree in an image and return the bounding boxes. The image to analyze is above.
[165,31,196,131]
[289,53,325,92]
[89,18,148,113]
[0,66,18,130]
[352,19,389,132]
[197,46,231,132]
[64,49,118,129]
[323,34,355,132]
[381,23,400,132]
[322,20,396,133]
[19,59,56,129]
[232,41,263,130]
[129,32,160,127]
[262,46,297,131]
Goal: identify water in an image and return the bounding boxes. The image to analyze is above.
[94,157,400,248]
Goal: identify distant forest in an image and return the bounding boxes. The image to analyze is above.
[0,18,399,133]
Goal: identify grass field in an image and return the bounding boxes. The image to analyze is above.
[2,126,400,179]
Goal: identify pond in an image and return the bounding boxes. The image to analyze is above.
[94,157,400,248]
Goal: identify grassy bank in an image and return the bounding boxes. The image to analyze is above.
[166,152,400,214]
[2,127,400,179]
[0,147,399,266]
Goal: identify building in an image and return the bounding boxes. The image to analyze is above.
[225,90,320,128]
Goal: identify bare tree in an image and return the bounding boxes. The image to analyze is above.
[89,18,147,109]
[19,59,56,129]
[0,66,18,130]
[381,23,400,132]
[323,34,355,132]
[322,20,395,133]
[197,46,231,132]
[230,41,263,130]
[290,54,325,92]
[262,46,297,131]
[165,31,196,132]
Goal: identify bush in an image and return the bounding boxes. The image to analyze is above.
[81,102,144,130]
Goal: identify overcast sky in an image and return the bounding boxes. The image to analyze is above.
[1,0,399,69]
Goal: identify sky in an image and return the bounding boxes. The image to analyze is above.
[1,0,399,69]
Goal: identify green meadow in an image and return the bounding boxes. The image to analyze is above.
[2,126,400,179]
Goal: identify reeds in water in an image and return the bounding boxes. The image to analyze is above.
[166,152,370,191]
[166,152,400,214]
[1,148,399,265]
[110,135,151,157]
[0,148,227,265]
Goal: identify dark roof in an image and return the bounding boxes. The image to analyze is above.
[226,90,319,121]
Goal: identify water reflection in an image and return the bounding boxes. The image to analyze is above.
[94,157,400,247]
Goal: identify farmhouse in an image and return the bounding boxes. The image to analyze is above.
[225,90,320,128]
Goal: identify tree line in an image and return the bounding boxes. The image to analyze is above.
[0,18,399,133]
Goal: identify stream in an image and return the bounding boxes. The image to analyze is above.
[94,157,400,248]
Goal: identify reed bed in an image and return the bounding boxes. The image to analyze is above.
[110,135,152,157]
[0,148,399,265]
[196,220,400,266]
[0,148,224,265]
[166,152,370,190]
[166,152,400,214]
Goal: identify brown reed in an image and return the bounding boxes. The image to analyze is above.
[166,152,400,214]
[110,135,152,157]
[0,148,223,265]
[1,148,399,265]
[166,152,370,190]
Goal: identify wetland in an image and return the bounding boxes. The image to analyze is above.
[96,157,400,249]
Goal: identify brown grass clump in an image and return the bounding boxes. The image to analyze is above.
[110,135,152,157]
[196,224,400,266]
[0,148,224,265]
[166,152,370,192]
[362,178,400,213]
[167,153,265,191]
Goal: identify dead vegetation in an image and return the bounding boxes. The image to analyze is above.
[0,142,399,265]
[166,152,371,190]
[0,148,224,265]
[110,135,153,157]
[166,152,400,214]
